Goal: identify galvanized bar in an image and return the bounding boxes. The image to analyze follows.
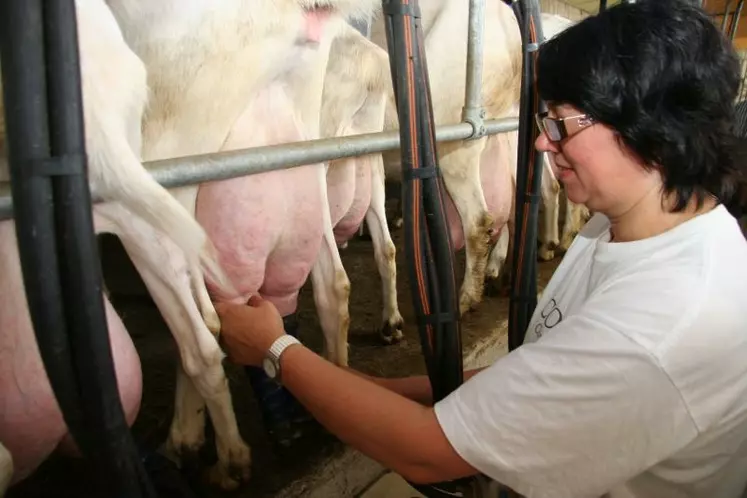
[0,117,519,220]
[730,0,745,41]
[462,0,487,139]
[722,0,733,33]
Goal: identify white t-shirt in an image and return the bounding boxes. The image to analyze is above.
[434,205,747,498]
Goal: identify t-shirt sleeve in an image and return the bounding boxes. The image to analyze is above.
[433,306,699,498]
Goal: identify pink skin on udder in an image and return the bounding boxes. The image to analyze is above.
[197,86,325,317]
[327,155,373,246]
[0,221,142,484]
[445,134,514,251]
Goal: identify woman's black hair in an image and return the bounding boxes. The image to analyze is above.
[537,0,742,212]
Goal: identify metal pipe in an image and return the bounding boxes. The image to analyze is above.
[0,117,519,220]
[722,0,733,33]
[462,0,487,139]
[730,0,745,41]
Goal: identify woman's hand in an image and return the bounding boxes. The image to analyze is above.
[214,295,286,367]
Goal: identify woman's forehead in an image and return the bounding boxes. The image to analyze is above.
[546,101,582,117]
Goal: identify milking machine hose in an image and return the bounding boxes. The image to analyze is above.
[383,0,463,411]
[0,1,156,496]
[382,0,546,496]
[508,0,545,353]
[383,0,469,495]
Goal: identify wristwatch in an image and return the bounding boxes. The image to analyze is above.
[262,334,301,382]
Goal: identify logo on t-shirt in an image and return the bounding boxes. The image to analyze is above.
[533,297,563,339]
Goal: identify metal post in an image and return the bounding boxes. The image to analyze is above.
[462,0,487,139]
[730,0,745,40]
[0,117,519,220]
[722,0,733,33]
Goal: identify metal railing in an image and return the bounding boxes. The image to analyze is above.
[0,0,519,221]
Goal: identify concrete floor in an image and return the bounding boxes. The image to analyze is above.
[359,473,425,498]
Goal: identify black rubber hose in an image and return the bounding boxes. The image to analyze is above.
[413,18,463,400]
[412,34,441,374]
[383,0,463,404]
[0,0,86,448]
[508,0,545,352]
[0,0,155,496]
[383,1,471,496]
[42,2,157,496]
[383,0,438,383]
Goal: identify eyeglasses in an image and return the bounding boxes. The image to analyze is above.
[535,111,595,142]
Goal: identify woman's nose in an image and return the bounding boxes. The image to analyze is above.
[535,132,559,153]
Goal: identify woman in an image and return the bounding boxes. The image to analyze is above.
[215,1,747,496]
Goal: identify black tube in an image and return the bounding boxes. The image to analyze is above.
[0,0,154,496]
[383,2,437,382]
[383,0,463,404]
[412,4,463,399]
[0,0,86,445]
[42,2,156,496]
[599,0,608,12]
[383,0,469,495]
[508,0,545,352]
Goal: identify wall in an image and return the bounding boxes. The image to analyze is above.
[540,0,589,22]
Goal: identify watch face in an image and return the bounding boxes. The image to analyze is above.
[263,357,277,378]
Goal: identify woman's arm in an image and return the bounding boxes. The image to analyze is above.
[346,368,487,406]
[280,344,480,484]
[215,297,481,483]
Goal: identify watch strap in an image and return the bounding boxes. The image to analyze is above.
[267,334,301,364]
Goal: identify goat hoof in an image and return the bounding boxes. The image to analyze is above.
[214,441,252,489]
[380,317,405,345]
[207,462,244,492]
[459,292,481,316]
[537,244,555,262]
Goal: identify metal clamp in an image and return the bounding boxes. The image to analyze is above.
[462,106,487,140]
[15,153,86,178]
